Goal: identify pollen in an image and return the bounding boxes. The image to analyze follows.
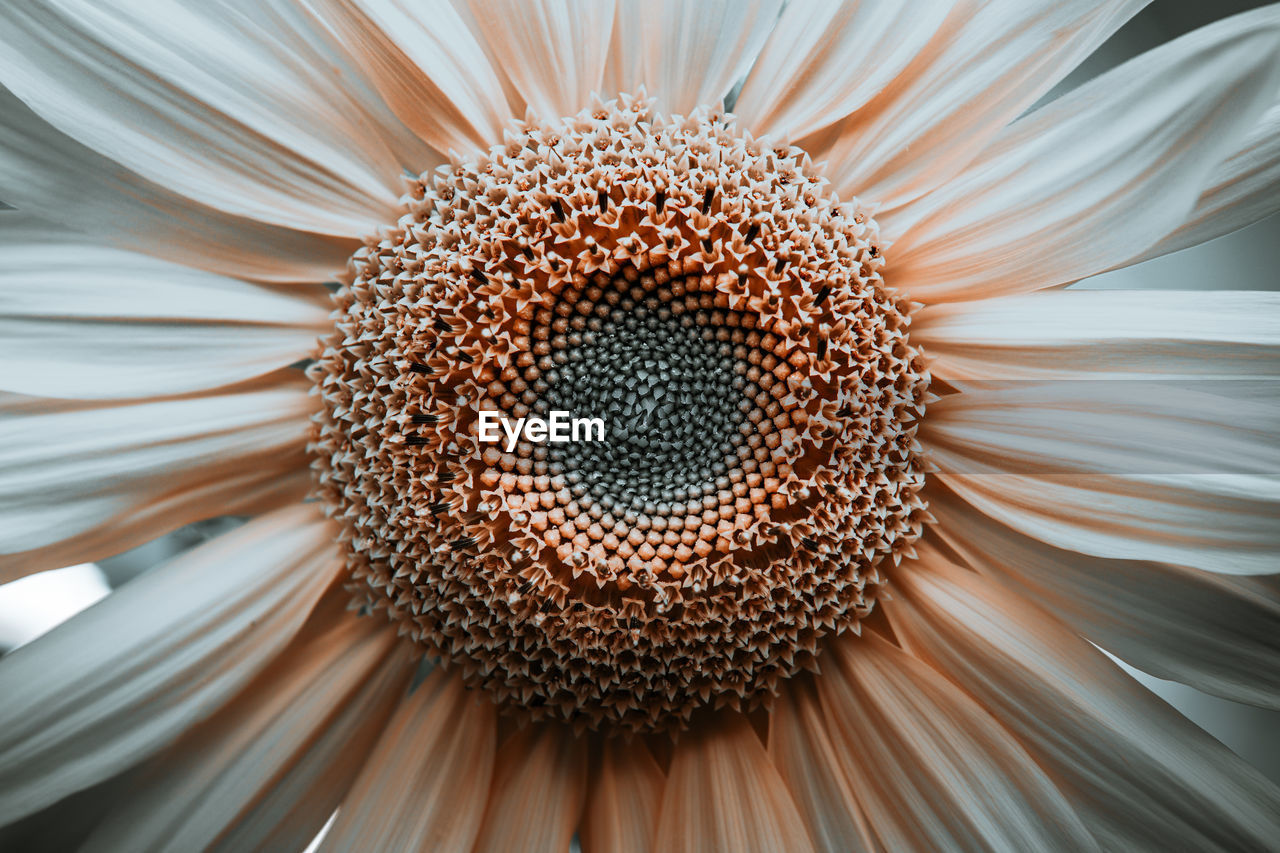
[309,94,930,731]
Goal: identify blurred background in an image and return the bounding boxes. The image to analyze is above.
[1,0,1276,799]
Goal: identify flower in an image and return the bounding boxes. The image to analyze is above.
[1,0,1279,850]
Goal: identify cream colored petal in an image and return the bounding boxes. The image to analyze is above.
[816,631,1096,851]
[605,0,783,116]
[885,6,1280,301]
[930,488,1280,709]
[318,667,496,852]
[1138,99,1280,263]
[0,504,342,825]
[0,0,417,236]
[812,0,1145,210]
[579,736,665,853]
[933,471,1279,575]
[307,0,513,157]
[471,723,588,853]
[467,0,613,121]
[888,555,1280,850]
[0,214,329,400]
[0,374,314,581]
[734,0,950,141]
[921,381,1280,476]
[0,88,352,283]
[654,712,815,853]
[768,678,875,853]
[914,290,1280,380]
[80,597,414,853]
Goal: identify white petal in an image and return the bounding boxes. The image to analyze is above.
[318,668,496,853]
[888,555,1280,850]
[812,0,1145,209]
[0,0,417,235]
[929,488,1280,709]
[466,0,613,121]
[914,290,1280,380]
[605,0,783,116]
[307,0,513,157]
[1139,96,1280,262]
[0,375,313,581]
[0,214,329,400]
[471,724,587,853]
[80,598,413,852]
[734,0,951,141]
[921,381,1280,476]
[579,737,665,853]
[815,630,1096,851]
[0,88,353,283]
[885,6,1280,301]
[654,712,815,853]
[0,504,341,824]
[768,679,875,853]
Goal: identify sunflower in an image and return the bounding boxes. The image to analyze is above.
[2,0,1279,850]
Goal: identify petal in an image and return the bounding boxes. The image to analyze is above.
[579,737,665,853]
[0,214,330,400]
[815,630,1097,851]
[0,88,353,283]
[1139,98,1280,263]
[913,290,1280,380]
[929,487,1280,709]
[467,0,613,121]
[920,381,1280,475]
[0,0,416,235]
[605,0,783,116]
[811,0,1146,209]
[654,712,815,853]
[306,0,514,157]
[471,724,587,853]
[885,5,1280,301]
[932,471,1280,575]
[79,599,414,852]
[768,678,875,853]
[734,0,951,141]
[317,668,496,852]
[0,504,342,824]
[0,374,314,580]
[887,555,1280,850]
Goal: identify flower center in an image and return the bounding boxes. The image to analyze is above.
[309,94,930,731]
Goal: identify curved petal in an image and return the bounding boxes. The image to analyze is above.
[605,0,783,116]
[579,737,665,853]
[768,678,875,853]
[0,373,314,581]
[0,214,329,400]
[913,290,1280,380]
[654,712,815,853]
[929,487,1280,709]
[887,555,1280,850]
[466,0,613,121]
[306,0,513,158]
[885,5,1280,301]
[0,88,353,283]
[811,0,1146,210]
[317,668,496,853]
[471,723,587,853]
[815,630,1097,851]
[0,0,417,235]
[1138,98,1280,263]
[0,504,341,825]
[79,598,413,852]
[921,381,1280,475]
[734,0,951,141]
